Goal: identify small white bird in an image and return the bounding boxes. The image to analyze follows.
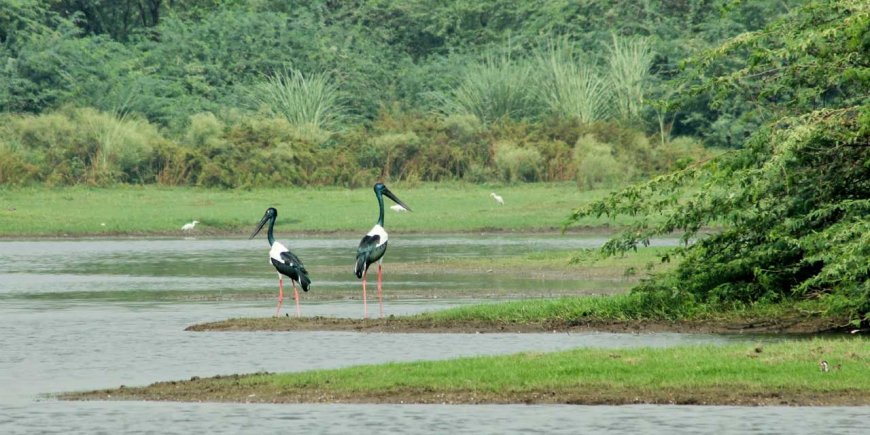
[390,204,408,212]
[490,192,504,205]
[181,220,200,231]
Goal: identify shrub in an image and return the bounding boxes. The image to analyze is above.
[0,108,171,185]
[653,136,717,171]
[493,141,542,182]
[184,112,227,153]
[250,70,347,133]
[370,131,421,179]
[607,35,654,122]
[213,116,318,187]
[0,148,39,185]
[74,108,165,184]
[442,114,483,143]
[573,134,626,189]
[538,41,610,123]
[440,54,542,125]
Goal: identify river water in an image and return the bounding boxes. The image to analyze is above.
[0,236,866,434]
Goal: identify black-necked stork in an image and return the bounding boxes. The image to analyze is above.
[355,182,411,318]
[250,207,311,317]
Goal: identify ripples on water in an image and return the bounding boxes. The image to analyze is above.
[1,237,867,434]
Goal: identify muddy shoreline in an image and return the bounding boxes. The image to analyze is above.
[61,380,869,406]
[184,315,852,335]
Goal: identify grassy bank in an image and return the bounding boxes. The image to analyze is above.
[0,183,641,237]
[62,338,870,405]
[186,294,849,334]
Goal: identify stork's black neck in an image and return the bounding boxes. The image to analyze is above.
[376,190,385,227]
[266,216,276,246]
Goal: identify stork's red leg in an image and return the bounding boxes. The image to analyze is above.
[377,263,384,318]
[362,269,368,319]
[292,280,301,318]
[275,274,285,317]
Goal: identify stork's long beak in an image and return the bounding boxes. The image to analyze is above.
[382,187,412,212]
[250,213,270,239]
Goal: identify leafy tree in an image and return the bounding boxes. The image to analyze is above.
[567,0,870,324]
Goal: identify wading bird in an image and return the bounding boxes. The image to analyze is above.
[490,192,504,205]
[355,183,411,318]
[250,208,310,317]
[390,204,408,212]
[181,220,200,231]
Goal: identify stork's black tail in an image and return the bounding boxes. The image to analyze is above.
[354,253,367,279]
[299,271,311,292]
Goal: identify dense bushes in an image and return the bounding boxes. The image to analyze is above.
[1,1,801,145]
[0,107,711,188]
[570,0,870,323]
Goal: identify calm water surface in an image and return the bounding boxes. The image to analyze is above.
[0,237,866,434]
[0,234,675,297]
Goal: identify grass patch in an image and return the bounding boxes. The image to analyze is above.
[186,294,848,334]
[416,294,845,326]
[0,182,643,236]
[62,337,870,405]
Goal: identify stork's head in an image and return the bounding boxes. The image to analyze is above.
[250,207,278,239]
[374,183,411,212]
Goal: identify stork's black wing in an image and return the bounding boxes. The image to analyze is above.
[272,250,311,291]
[355,234,387,278]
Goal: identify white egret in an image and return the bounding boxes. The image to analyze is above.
[181,220,200,231]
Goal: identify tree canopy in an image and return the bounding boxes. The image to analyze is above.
[568,0,870,324]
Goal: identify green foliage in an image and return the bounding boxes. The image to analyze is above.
[538,40,610,123]
[0,107,166,185]
[606,35,654,121]
[568,0,870,323]
[438,54,541,125]
[2,0,804,144]
[573,135,625,189]
[250,70,347,134]
[493,141,543,182]
[1,0,812,189]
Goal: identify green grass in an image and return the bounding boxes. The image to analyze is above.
[259,338,868,393]
[414,294,841,325]
[65,338,870,405]
[0,182,641,236]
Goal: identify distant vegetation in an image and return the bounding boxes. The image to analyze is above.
[0,0,796,187]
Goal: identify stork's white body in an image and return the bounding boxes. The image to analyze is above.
[269,241,290,265]
[367,224,389,247]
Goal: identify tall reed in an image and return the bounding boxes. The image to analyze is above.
[607,35,654,121]
[440,54,540,125]
[252,70,346,133]
[538,41,611,123]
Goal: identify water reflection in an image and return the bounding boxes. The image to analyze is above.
[0,235,660,299]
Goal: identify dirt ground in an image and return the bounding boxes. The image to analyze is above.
[61,373,869,406]
[184,314,851,334]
